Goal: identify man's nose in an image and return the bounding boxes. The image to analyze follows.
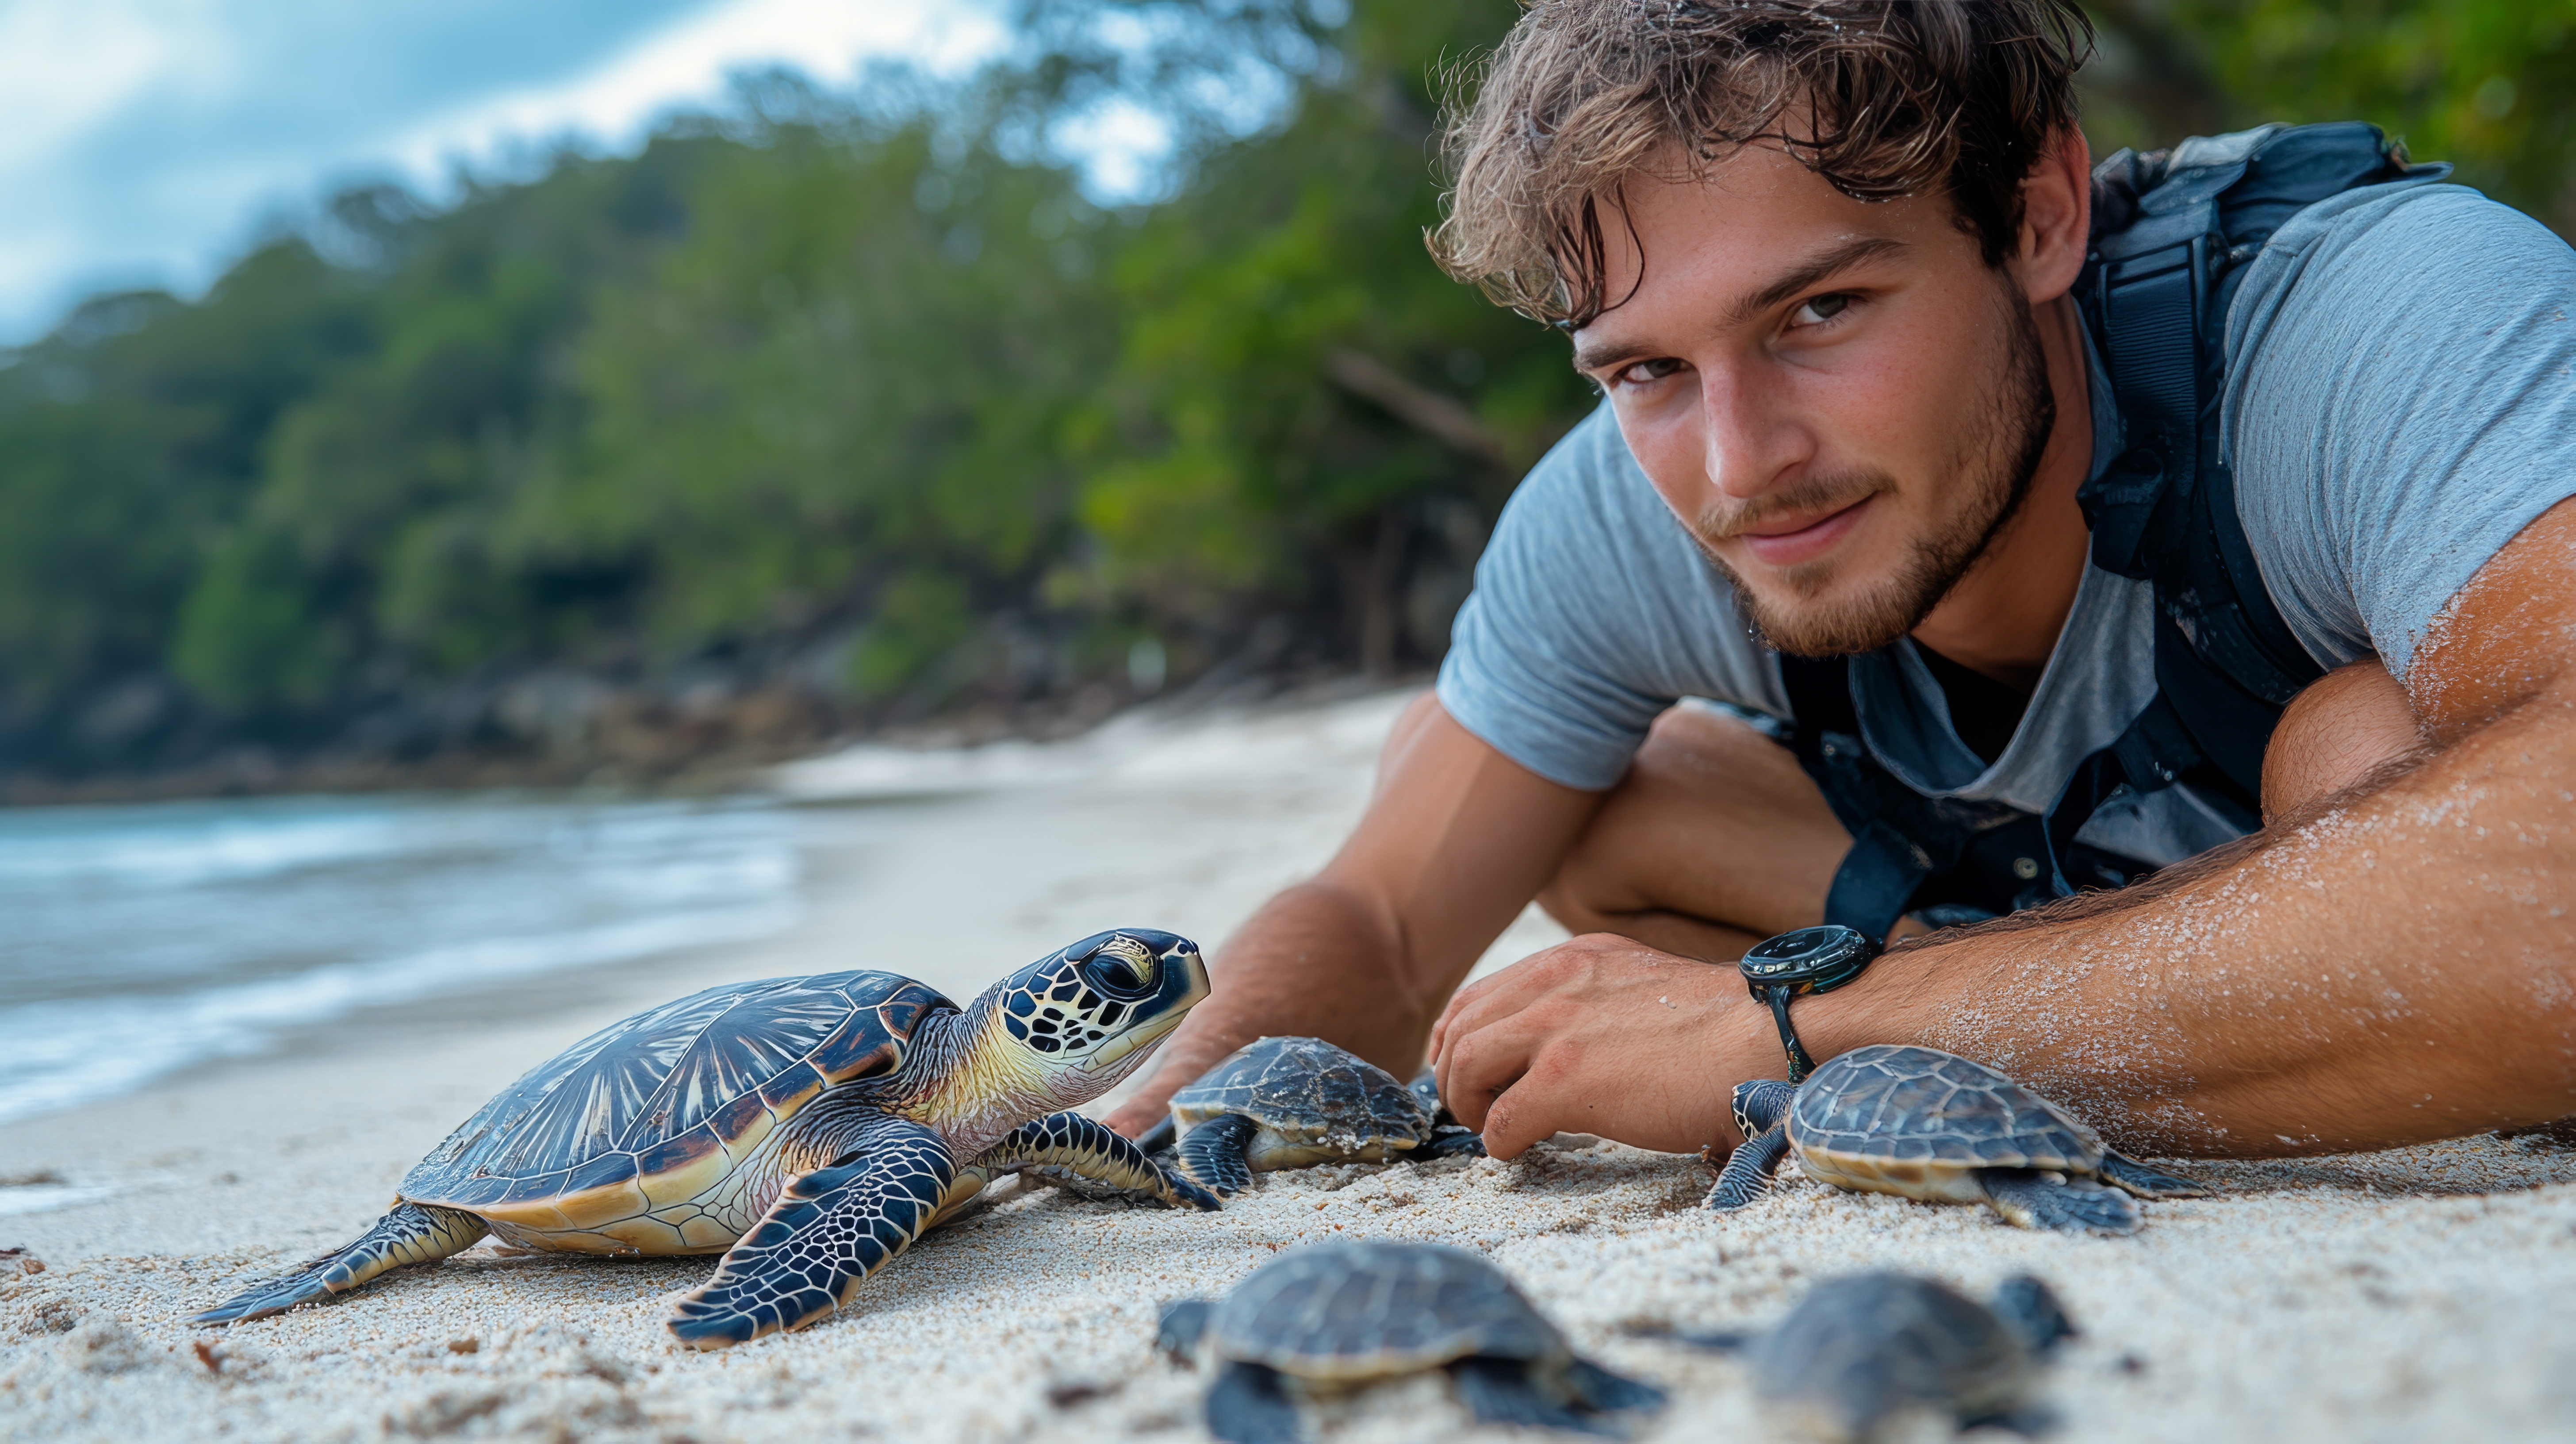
[1697,359,1809,502]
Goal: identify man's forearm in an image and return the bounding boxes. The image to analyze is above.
[1804,686,2576,1155]
[1192,878,1447,1078]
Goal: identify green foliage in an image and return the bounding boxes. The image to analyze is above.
[2085,1,2576,227]
[4,0,2575,760]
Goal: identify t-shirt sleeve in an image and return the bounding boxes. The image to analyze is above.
[2225,183,2576,678]
[1434,404,1785,791]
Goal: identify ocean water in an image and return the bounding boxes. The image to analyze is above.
[0,791,837,1128]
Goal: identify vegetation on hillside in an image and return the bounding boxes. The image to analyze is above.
[2,0,2567,790]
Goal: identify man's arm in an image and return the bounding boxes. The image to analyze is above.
[1100,694,1602,1136]
[1436,500,2576,1160]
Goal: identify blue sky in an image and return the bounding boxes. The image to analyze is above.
[0,0,1016,342]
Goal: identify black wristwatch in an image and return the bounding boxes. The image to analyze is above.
[1738,925,1881,1083]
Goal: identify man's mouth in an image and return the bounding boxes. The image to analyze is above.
[1729,495,1875,569]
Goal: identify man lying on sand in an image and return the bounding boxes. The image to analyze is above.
[1109,0,2576,1163]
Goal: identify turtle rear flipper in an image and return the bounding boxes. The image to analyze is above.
[1449,1357,1637,1436]
[1704,1123,1793,1211]
[963,1111,1219,1211]
[1977,1170,2140,1234]
[190,1202,486,1325]
[666,1118,956,1350]
[1560,1356,1668,1418]
[1204,1360,1301,1444]
[2097,1149,2210,1199]
[1176,1113,1261,1196]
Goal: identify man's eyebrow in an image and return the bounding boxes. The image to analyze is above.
[1723,235,1910,328]
[1570,235,1910,373]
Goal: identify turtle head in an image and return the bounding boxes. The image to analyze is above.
[1154,1299,1213,1365]
[988,929,1209,1079]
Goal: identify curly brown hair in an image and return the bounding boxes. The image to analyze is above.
[1430,0,2095,329]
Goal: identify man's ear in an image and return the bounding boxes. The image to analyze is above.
[2012,126,2092,304]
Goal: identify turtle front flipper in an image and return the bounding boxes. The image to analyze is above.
[2096,1150,2210,1200]
[190,1202,486,1325]
[1976,1169,2141,1233]
[1418,1125,1488,1159]
[965,1111,1221,1211]
[1175,1113,1261,1197]
[1704,1123,1793,1211]
[666,1118,956,1350]
[1204,1360,1301,1444]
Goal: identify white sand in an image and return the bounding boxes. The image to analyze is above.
[5,686,2574,1442]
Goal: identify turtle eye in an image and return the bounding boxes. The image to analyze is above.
[1078,945,1156,1002]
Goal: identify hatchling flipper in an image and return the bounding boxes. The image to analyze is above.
[1450,1356,1658,1436]
[191,1203,488,1324]
[666,1118,956,1349]
[1175,1113,1261,1196]
[1204,1360,1301,1444]
[1978,1170,2139,1233]
[962,1111,1220,1211]
[2097,1150,2209,1199]
[1705,1124,1793,1211]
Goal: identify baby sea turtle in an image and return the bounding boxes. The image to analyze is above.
[1158,1240,1664,1442]
[1656,1271,2075,1442]
[1142,1036,1483,1197]
[1707,1045,2208,1233]
[190,929,1219,1348]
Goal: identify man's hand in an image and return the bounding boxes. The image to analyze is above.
[1430,933,1773,1159]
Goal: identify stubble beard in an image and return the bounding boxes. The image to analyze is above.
[1692,290,2058,659]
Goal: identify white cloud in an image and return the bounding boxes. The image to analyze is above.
[380,0,1009,187]
[0,0,1009,343]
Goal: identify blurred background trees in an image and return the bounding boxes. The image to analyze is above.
[3,0,2571,789]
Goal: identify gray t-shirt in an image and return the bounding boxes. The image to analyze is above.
[1437,180,2576,868]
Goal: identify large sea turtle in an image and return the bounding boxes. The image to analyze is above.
[1158,1240,1664,1442]
[189,929,1219,1348]
[1650,1271,2075,1442]
[1706,1045,2208,1233]
[1142,1037,1483,1197]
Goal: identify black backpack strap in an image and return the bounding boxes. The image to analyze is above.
[2070,124,2424,809]
[1776,656,2140,940]
[1778,655,1922,937]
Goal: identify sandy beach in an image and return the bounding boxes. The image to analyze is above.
[5,686,2574,1442]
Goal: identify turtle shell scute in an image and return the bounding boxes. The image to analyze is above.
[1171,1036,1432,1146]
[401,970,951,1202]
[1787,1045,2106,1176]
[1210,1241,1564,1381]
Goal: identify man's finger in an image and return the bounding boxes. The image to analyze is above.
[1438,1008,1560,1133]
[1480,1080,1558,1161]
[1431,947,1585,1075]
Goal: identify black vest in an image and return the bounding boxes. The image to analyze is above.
[1786,123,2448,940]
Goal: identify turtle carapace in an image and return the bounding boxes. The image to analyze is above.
[190,930,1219,1348]
[1706,1045,2209,1232]
[1150,1037,1484,1198]
[1159,1240,1664,1442]
[1653,1271,2076,1442]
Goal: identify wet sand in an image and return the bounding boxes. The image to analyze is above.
[5,687,2574,1441]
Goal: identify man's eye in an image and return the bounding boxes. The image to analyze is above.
[1792,293,1854,326]
[1616,357,1687,386]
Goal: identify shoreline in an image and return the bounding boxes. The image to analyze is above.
[6,685,2574,1442]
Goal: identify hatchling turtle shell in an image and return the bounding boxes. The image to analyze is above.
[1171,1036,1434,1156]
[402,969,945,1247]
[1787,1045,2112,1186]
[1207,1240,1566,1382]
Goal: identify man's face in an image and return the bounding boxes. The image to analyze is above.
[1571,143,2054,657]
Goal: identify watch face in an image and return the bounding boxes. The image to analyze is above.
[1739,925,1878,991]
